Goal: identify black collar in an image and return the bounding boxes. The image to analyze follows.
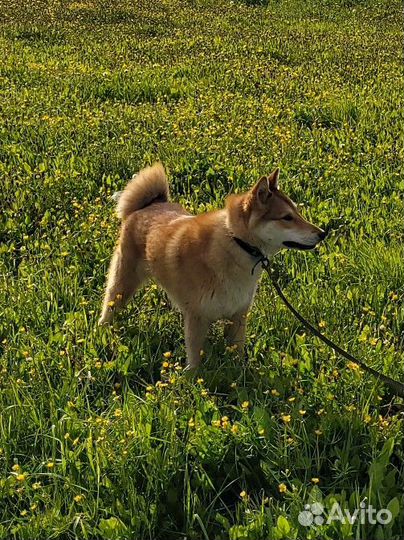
[233,236,263,259]
[232,237,268,274]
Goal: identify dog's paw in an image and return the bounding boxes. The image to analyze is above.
[98,316,111,326]
[183,363,200,378]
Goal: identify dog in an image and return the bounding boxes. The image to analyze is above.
[99,163,326,368]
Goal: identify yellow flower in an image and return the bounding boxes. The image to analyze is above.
[299,409,306,416]
[281,414,291,423]
[16,474,27,482]
[364,414,372,424]
[318,321,327,329]
[378,415,390,429]
[197,378,204,384]
[314,429,323,436]
[230,382,237,389]
[240,490,248,499]
[12,464,21,472]
[188,418,195,428]
[278,483,287,493]
[162,361,170,368]
[311,477,320,484]
[115,293,123,300]
[231,424,239,434]
[201,389,208,397]
[107,300,115,307]
[212,420,221,428]
[32,482,41,490]
[20,510,28,517]
[74,494,85,503]
[271,389,280,397]
[163,351,172,359]
[46,462,55,469]
[241,401,250,409]
[288,396,296,402]
[347,361,360,371]
[114,409,122,417]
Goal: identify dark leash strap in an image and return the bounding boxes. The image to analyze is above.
[232,237,404,399]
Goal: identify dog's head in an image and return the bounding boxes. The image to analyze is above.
[244,169,326,254]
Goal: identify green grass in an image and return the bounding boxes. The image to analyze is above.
[0,0,403,538]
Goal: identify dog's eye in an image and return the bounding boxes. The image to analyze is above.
[281,215,293,221]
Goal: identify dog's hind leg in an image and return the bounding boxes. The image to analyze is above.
[98,240,146,325]
[184,313,209,370]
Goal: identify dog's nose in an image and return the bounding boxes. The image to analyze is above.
[318,230,327,240]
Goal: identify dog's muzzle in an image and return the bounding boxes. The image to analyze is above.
[283,241,317,250]
[283,231,327,250]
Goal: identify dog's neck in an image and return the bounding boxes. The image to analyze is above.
[225,194,277,261]
[232,236,264,260]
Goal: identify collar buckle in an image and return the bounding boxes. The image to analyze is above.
[232,236,269,274]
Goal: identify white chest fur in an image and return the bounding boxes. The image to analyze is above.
[200,267,261,320]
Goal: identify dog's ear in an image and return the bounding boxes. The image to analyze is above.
[268,168,280,190]
[252,176,272,205]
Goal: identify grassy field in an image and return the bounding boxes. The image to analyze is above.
[0,0,403,538]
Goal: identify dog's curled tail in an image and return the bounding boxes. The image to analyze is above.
[116,163,169,220]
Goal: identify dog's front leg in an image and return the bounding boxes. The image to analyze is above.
[184,313,209,370]
[224,311,248,357]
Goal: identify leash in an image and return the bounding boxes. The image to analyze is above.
[232,237,404,399]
